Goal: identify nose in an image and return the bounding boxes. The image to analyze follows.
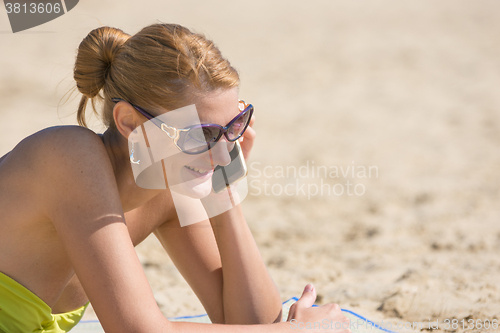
[209,138,232,167]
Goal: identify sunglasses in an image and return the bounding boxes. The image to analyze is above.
[111,98,254,155]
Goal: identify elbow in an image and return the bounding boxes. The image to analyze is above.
[272,308,283,323]
[251,290,283,324]
[209,312,225,325]
[248,306,282,325]
[269,288,284,323]
[161,320,175,333]
[271,297,284,323]
[133,316,172,333]
[148,318,174,333]
[244,300,284,325]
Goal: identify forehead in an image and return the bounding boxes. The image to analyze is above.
[192,88,240,125]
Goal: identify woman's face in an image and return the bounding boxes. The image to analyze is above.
[158,87,241,199]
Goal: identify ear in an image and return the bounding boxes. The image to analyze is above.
[113,101,142,140]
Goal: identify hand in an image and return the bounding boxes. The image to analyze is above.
[287,284,351,333]
[239,113,256,161]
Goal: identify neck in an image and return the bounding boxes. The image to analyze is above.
[99,127,163,212]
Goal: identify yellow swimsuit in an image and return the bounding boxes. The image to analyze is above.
[0,271,89,333]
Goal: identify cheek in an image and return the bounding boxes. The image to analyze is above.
[167,153,202,173]
[169,156,190,174]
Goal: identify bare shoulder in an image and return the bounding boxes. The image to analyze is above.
[1,125,119,220]
[15,126,112,180]
[0,125,114,196]
[23,125,106,162]
[3,125,107,171]
[30,126,119,213]
[37,126,111,176]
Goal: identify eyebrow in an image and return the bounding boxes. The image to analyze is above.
[197,107,241,126]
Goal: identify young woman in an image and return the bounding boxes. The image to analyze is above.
[0,24,350,333]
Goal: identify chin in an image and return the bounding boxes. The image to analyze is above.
[170,177,213,199]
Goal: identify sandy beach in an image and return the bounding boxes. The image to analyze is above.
[1,1,499,332]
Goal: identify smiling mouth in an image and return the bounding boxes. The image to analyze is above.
[185,165,212,175]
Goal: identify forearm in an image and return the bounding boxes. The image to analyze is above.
[209,204,282,324]
[168,320,291,333]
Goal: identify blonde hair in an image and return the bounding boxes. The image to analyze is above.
[73,24,240,128]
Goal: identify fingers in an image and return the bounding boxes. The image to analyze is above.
[239,114,255,142]
[325,303,350,333]
[249,113,255,128]
[295,283,317,309]
[242,124,256,143]
[286,284,351,332]
[287,284,316,321]
[322,302,340,312]
[240,125,256,161]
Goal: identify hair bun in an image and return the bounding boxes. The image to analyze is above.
[74,27,130,98]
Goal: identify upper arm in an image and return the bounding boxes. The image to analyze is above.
[153,217,225,324]
[39,127,169,333]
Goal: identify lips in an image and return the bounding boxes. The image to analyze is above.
[183,165,214,181]
[185,165,210,174]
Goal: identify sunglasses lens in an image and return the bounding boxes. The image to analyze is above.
[179,126,222,154]
[202,126,222,142]
[226,107,252,141]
